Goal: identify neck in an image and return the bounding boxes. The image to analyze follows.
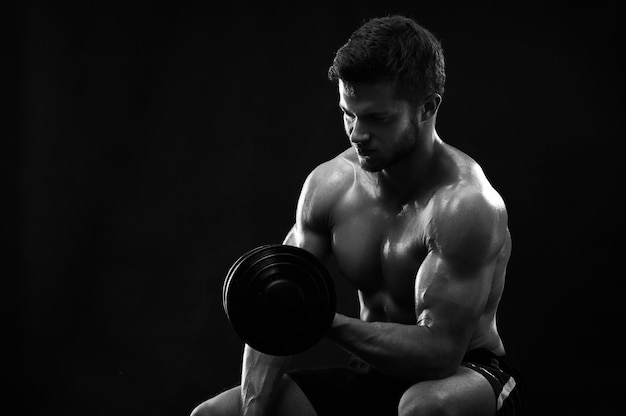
[377,131,442,203]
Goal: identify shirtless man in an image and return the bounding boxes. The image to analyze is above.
[191,15,523,416]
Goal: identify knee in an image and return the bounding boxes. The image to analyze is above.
[189,401,210,416]
[189,400,220,416]
[398,390,456,416]
[189,385,241,416]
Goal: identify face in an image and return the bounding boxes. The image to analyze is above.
[338,80,420,172]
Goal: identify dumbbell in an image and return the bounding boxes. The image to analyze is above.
[222,244,336,356]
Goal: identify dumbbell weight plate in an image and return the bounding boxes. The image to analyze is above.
[223,244,336,356]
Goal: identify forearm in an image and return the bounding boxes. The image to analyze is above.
[241,344,291,416]
[327,313,457,380]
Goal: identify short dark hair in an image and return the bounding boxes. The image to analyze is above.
[328,15,446,105]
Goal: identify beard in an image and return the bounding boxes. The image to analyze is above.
[358,120,419,173]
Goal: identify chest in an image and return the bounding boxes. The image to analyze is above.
[330,191,430,298]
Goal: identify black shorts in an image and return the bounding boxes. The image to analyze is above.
[287,348,524,416]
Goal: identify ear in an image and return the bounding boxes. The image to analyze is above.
[419,93,442,123]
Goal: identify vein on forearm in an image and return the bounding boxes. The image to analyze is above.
[329,314,454,380]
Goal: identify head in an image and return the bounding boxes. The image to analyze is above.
[328,15,446,172]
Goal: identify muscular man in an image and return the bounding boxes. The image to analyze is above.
[192,14,523,416]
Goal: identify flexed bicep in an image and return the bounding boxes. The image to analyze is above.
[283,222,331,262]
[414,249,496,356]
[414,186,508,363]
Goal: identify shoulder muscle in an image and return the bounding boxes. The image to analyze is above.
[428,183,508,271]
[296,152,353,233]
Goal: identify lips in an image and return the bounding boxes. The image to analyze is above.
[356,147,375,156]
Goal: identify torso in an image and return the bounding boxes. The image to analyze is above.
[324,144,509,355]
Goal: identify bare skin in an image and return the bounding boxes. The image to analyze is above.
[191,80,511,416]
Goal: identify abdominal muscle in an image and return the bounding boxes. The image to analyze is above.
[357,289,416,324]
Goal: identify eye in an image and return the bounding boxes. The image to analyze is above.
[368,114,390,122]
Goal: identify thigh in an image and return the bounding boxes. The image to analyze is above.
[190,375,317,416]
[270,374,319,416]
[399,366,496,416]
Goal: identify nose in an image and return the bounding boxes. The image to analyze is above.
[349,120,370,144]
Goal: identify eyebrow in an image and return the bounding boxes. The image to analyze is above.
[339,104,391,118]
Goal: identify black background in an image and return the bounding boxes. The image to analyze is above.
[9,1,623,415]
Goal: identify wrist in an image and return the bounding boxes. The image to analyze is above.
[327,312,349,339]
